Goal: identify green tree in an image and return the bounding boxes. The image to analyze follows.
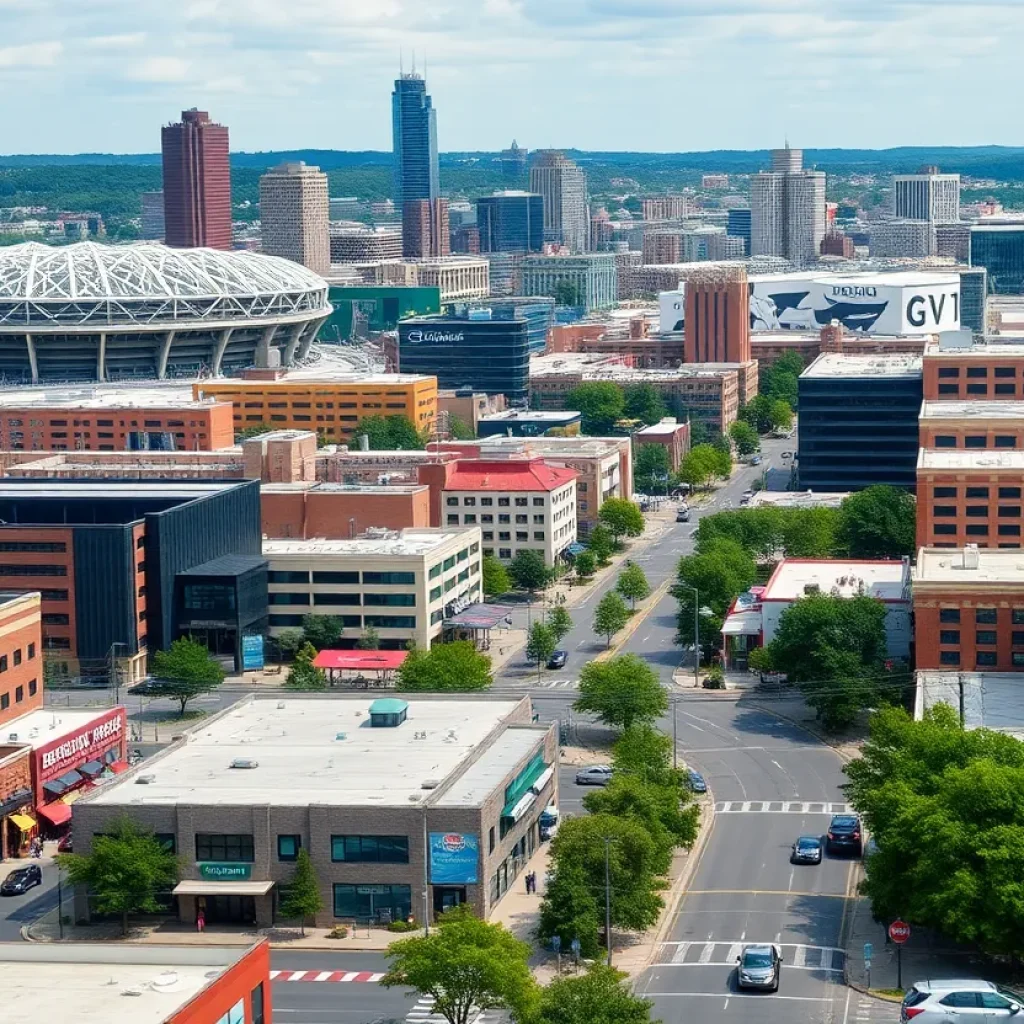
[566,382,625,435]
[302,614,344,650]
[593,591,630,647]
[612,725,678,788]
[548,604,573,642]
[616,563,651,610]
[678,444,727,491]
[633,444,671,494]
[448,416,476,440]
[234,422,275,442]
[837,485,917,559]
[482,555,512,598]
[574,549,597,577]
[768,400,793,432]
[534,964,658,1024]
[553,279,582,307]
[355,414,425,450]
[623,384,667,426]
[381,905,537,1024]
[57,818,179,936]
[397,640,493,692]
[780,507,841,559]
[728,420,760,457]
[598,498,645,543]
[586,524,615,565]
[285,642,327,692]
[537,864,602,960]
[673,538,757,646]
[526,621,558,678]
[273,628,305,659]
[508,549,551,593]
[149,637,226,716]
[740,394,774,434]
[575,654,668,730]
[278,848,324,935]
[357,626,381,650]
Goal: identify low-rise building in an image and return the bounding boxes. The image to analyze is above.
[264,527,482,649]
[633,418,690,471]
[477,410,581,438]
[923,337,1024,401]
[437,391,505,437]
[261,483,431,539]
[919,400,1024,450]
[520,254,618,312]
[748,490,851,509]
[73,695,557,928]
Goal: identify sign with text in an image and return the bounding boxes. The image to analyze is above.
[429,832,479,885]
[198,862,253,881]
[35,707,126,793]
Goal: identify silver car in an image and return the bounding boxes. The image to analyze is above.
[736,944,782,991]
[574,765,613,786]
[902,980,1023,1022]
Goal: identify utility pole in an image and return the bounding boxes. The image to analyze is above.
[958,672,965,728]
[422,810,430,937]
[672,697,678,769]
[604,836,613,967]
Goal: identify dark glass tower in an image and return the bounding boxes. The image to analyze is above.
[392,74,439,206]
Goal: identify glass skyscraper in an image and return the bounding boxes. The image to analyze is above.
[391,74,439,206]
[476,192,544,253]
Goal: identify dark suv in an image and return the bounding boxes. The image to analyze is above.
[825,814,863,856]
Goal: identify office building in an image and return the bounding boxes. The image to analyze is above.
[486,297,555,353]
[751,173,785,257]
[751,146,825,265]
[407,257,490,302]
[634,418,690,471]
[922,338,1024,401]
[869,220,937,259]
[451,225,480,254]
[403,198,450,258]
[970,225,1024,294]
[683,264,751,364]
[391,73,439,206]
[642,196,692,221]
[161,108,232,250]
[398,312,530,402]
[785,170,827,264]
[501,140,528,181]
[329,225,404,263]
[259,161,330,275]
[477,192,544,254]
[139,190,164,241]
[485,252,521,296]
[820,230,855,258]
[727,208,752,256]
[958,266,988,335]
[520,253,617,312]
[771,144,803,174]
[74,694,557,926]
[894,170,960,223]
[937,223,972,263]
[529,151,588,252]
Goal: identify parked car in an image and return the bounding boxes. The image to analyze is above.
[901,980,1024,1022]
[825,814,863,856]
[57,833,73,854]
[547,650,568,670]
[686,768,707,793]
[676,507,691,523]
[574,765,613,786]
[739,490,755,505]
[539,804,560,841]
[750,455,762,466]
[735,944,782,991]
[1,864,41,896]
[781,451,794,460]
[790,835,823,864]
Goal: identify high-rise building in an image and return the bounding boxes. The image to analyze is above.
[936,222,972,264]
[642,196,692,221]
[529,151,589,253]
[751,146,825,265]
[771,144,803,174]
[392,72,439,206]
[140,191,165,241]
[258,162,330,274]
[971,225,1024,294]
[820,230,855,258]
[751,173,785,257]
[403,198,450,258]
[161,108,232,250]
[726,208,752,256]
[451,224,480,254]
[500,140,528,181]
[476,192,544,253]
[894,169,960,223]
[869,220,937,259]
[683,265,751,365]
[785,171,826,264]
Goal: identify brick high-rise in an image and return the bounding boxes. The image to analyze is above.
[684,265,751,364]
[403,198,450,258]
[259,161,330,274]
[161,109,232,250]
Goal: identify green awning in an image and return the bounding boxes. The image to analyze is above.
[502,754,548,817]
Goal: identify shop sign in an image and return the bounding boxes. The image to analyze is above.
[429,832,479,885]
[356,885,390,895]
[242,634,264,672]
[198,862,252,881]
[38,709,125,781]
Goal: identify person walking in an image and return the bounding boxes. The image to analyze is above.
[196,907,206,933]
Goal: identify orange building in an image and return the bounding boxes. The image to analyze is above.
[922,340,1024,401]
[684,265,750,365]
[261,483,432,539]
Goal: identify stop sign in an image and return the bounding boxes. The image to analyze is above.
[889,919,911,944]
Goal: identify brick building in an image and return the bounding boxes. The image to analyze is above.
[634,418,691,471]
[683,265,751,365]
[922,339,1024,401]
[403,199,451,259]
[919,401,1024,450]
[260,483,431,539]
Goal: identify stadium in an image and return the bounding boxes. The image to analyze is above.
[0,242,332,382]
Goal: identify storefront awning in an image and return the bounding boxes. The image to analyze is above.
[61,789,88,806]
[37,802,72,827]
[502,791,536,823]
[9,813,35,832]
[79,760,105,778]
[530,766,554,794]
[173,880,275,897]
[721,610,763,636]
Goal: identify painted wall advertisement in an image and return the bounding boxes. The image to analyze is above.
[429,832,479,885]
[34,706,126,798]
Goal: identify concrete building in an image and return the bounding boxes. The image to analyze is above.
[477,410,581,438]
[161,109,232,251]
[820,230,855,258]
[750,173,786,258]
[520,254,617,312]
[437,390,504,437]
[727,208,752,256]
[869,220,937,259]
[785,171,827,265]
[642,197,692,221]
[936,223,972,263]
[751,147,825,265]
[263,527,481,648]
[259,161,330,275]
[477,192,544,254]
[139,190,164,241]
[529,151,588,253]
[403,198,450,259]
[634,418,690,471]
[683,264,751,364]
[73,694,556,928]
[771,145,803,174]
[407,257,489,302]
[392,73,439,206]
[894,171,960,223]
[970,224,1024,294]
[329,225,404,263]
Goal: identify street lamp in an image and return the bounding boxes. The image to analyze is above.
[674,586,713,767]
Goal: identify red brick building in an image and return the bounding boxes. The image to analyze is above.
[922,340,1024,401]
[260,483,431,539]
[403,198,451,258]
[684,266,751,365]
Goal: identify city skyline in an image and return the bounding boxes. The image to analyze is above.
[0,1,1021,154]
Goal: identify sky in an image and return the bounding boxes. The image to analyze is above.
[3,0,1023,154]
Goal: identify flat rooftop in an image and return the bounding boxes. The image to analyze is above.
[0,480,239,502]
[918,671,1024,734]
[0,943,251,1024]
[0,387,224,410]
[263,527,476,558]
[764,558,910,602]
[202,371,434,386]
[436,727,548,807]
[4,707,118,749]
[920,400,1024,420]
[529,353,736,381]
[636,420,687,436]
[914,546,1024,585]
[801,353,923,379]
[749,490,851,508]
[480,411,581,422]
[85,697,523,808]
[918,449,1024,470]
[260,482,428,495]
[925,340,1024,357]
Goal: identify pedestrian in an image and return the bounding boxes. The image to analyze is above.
[524,873,531,895]
[528,871,536,894]
[196,908,206,933]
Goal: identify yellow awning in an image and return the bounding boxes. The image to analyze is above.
[61,790,85,806]
[9,814,35,832]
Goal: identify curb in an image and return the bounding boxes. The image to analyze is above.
[594,578,674,664]
[745,702,861,764]
[846,979,904,1004]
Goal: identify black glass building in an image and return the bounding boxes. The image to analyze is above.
[727,208,752,256]
[476,192,544,253]
[970,226,1024,295]
[391,74,439,206]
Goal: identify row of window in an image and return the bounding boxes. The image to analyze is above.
[938,650,1024,667]
[0,643,35,672]
[268,614,417,629]
[933,506,1022,517]
[932,524,1019,537]
[933,435,1021,448]
[2,417,209,427]
[936,384,1018,396]
[937,366,1020,378]
[933,486,1020,499]
[268,592,417,607]
[938,608,1024,624]
[474,530,547,543]
[447,496,546,508]
[268,570,415,586]
[447,513,547,526]
[194,833,411,864]
[0,678,38,711]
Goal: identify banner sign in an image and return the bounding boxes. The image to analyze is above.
[429,832,479,885]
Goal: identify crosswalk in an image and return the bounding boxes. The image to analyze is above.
[655,940,845,973]
[270,970,383,983]
[531,678,578,689]
[407,997,494,1024]
[714,800,854,815]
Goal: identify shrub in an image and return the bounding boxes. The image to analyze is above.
[328,925,349,939]
[387,918,419,932]
[702,665,725,689]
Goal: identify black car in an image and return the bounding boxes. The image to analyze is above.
[790,835,823,864]
[1,864,41,896]
[825,814,863,856]
[687,768,707,793]
[547,650,568,670]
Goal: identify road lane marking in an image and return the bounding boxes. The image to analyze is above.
[655,941,844,974]
[680,889,855,898]
[714,800,853,814]
[649,992,830,1001]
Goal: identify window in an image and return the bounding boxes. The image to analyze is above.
[430,585,442,601]
[313,571,359,584]
[933,487,957,498]
[481,497,493,507]
[0,541,66,552]
[1001,487,1022,499]
[534,532,546,541]
[313,593,361,607]
[937,384,959,396]
[1014,632,1024,645]
[363,593,415,607]
[933,524,956,535]
[446,497,458,507]
[364,615,416,629]
[933,505,957,517]
[40,589,68,601]
[940,608,961,624]
[28,679,36,697]
[966,366,988,378]
[938,366,960,378]
[939,993,980,1008]
[965,435,987,447]
[333,883,411,922]
[1000,506,1022,517]
[0,693,7,711]
[515,497,528,506]
[268,570,309,584]
[1014,653,1024,668]
[277,835,301,861]
[977,651,998,667]
[533,497,544,506]
[0,564,66,576]
[498,497,510,507]
[13,650,21,667]
[533,515,544,524]
[966,506,988,517]
[999,525,1021,536]
[251,983,265,1024]
[363,571,415,585]
[195,833,255,862]
[515,514,527,524]
[489,827,495,853]
[966,487,990,498]
[966,525,989,536]
[940,650,960,666]
[1014,609,1024,624]
[516,532,528,542]
[482,532,493,541]
[995,366,1016,378]
[939,631,960,645]
[977,630,998,645]
[967,384,988,395]
[976,608,998,624]
[499,531,511,541]
[27,642,34,660]
[331,835,409,863]
[268,593,310,606]
[499,548,512,559]
[996,383,1017,395]
[464,497,476,507]
[14,686,22,703]
[429,564,442,579]
[481,514,493,524]
[447,514,459,525]
[934,435,956,447]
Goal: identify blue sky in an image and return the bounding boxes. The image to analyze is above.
[3,0,1021,154]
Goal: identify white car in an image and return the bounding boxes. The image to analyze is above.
[574,765,613,786]
[902,980,1024,1022]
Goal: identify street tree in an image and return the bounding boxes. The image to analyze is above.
[57,818,179,935]
[397,640,493,692]
[302,614,344,650]
[728,420,760,457]
[575,654,668,730]
[677,444,730,491]
[779,507,841,559]
[547,604,573,642]
[381,905,537,1024]
[355,414,425,450]
[537,864,602,960]
[565,382,625,435]
[285,642,327,691]
[357,626,381,650]
[278,848,324,935]
[534,964,658,1024]
[593,591,630,647]
[740,394,774,434]
[573,549,597,577]
[526,621,558,678]
[633,443,671,494]
[616,563,650,609]
[273,628,305,659]
[768,399,793,432]
[508,549,551,593]
[838,485,917,559]
[612,725,679,787]
[673,538,757,646]
[598,498,645,543]
[586,524,615,565]
[149,637,226,716]
[482,555,512,598]
[623,383,667,426]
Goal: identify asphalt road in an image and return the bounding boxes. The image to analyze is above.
[0,866,60,941]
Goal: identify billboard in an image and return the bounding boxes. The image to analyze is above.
[429,832,479,885]
[242,634,264,672]
[659,271,961,337]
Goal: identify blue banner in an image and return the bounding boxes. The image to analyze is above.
[242,634,264,672]
[429,832,479,885]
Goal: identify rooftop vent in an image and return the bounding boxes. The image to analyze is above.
[803,583,821,596]
[229,758,259,770]
[963,544,980,570]
[135,774,156,785]
[421,779,441,790]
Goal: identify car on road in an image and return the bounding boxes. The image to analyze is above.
[739,490,755,505]
[57,833,73,854]
[781,451,794,459]
[676,507,690,522]
[901,980,1024,1022]
[547,650,568,669]
[1,864,41,896]
[735,944,782,991]
[128,678,168,695]
[539,804,560,841]
[825,813,863,856]
[790,835,823,864]
[750,455,762,465]
[574,765,613,786]
[686,768,707,793]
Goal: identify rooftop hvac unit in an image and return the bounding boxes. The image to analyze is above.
[229,758,259,770]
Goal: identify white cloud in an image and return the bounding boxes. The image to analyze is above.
[0,40,61,68]
[84,33,147,50]
[126,56,190,82]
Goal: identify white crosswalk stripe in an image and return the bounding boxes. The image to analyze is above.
[405,1000,495,1024]
[654,940,845,973]
[714,800,854,815]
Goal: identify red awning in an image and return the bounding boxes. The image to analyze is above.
[37,801,72,827]
[108,760,130,774]
[312,650,407,672]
